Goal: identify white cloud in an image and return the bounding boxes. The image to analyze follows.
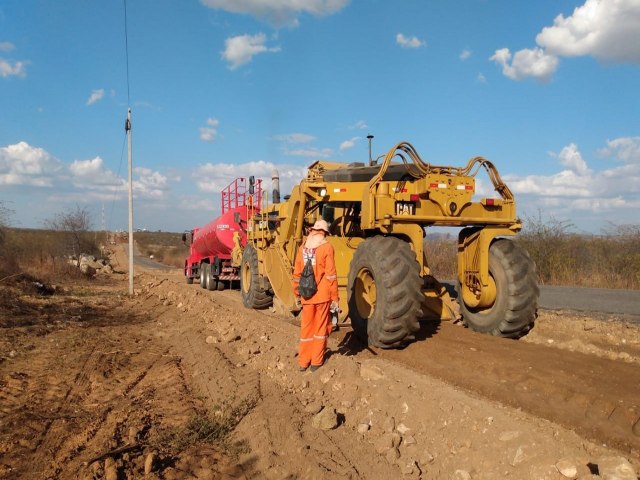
[70,157,104,177]
[0,141,62,186]
[193,160,307,197]
[460,49,472,60]
[536,0,640,63]
[200,117,220,142]
[200,0,350,27]
[285,147,333,158]
[133,167,169,199]
[477,72,487,84]
[558,143,591,176]
[0,140,175,202]
[339,136,359,152]
[349,120,368,130]
[69,156,124,189]
[200,128,217,142]
[490,47,558,82]
[505,139,640,217]
[0,59,27,78]
[221,33,281,70]
[396,33,425,49]
[492,0,640,82]
[599,136,640,163]
[274,133,316,143]
[86,89,105,106]
[0,42,15,52]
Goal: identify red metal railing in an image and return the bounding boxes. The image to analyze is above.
[221,177,262,214]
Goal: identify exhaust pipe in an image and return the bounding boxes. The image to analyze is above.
[272,169,280,203]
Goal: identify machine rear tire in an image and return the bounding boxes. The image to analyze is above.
[216,281,225,291]
[240,245,273,309]
[347,236,422,348]
[457,238,538,338]
[186,275,194,285]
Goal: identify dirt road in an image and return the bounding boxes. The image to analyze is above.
[1,258,639,479]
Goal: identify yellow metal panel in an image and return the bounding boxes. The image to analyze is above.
[263,247,299,313]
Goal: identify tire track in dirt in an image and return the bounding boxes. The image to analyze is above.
[135,275,402,479]
[0,315,189,479]
[371,321,640,455]
[122,269,640,477]
[25,336,171,478]
[159,271,640,457]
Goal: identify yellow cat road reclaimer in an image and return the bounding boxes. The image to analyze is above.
[236,141,539,348]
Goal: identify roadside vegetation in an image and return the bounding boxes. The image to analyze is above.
[2,200,638,289]
[0,202,103,282]
[424,214,639,290]
[134,231,189,268]
[156,396,258,455]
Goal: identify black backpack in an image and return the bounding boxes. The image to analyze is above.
[298,257,317,299]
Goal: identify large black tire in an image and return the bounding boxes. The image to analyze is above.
[199,264,207,289]
[185,262,194,284]
[347,236,422,348]
[240,245,273,309]
[457,238,538,338]
[205,264,217,291]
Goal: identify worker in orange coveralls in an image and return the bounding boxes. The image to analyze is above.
[293,219,339,372]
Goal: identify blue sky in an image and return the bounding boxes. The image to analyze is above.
[1,0,639,233]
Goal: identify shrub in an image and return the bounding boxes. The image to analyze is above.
[420,214,640,290]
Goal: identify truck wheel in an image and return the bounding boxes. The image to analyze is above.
[199,264,207,289]
[216,281,225,291]
[206,265,217,291]
[185,262,194,284]
[241,245,273,309]
[347,236,422,348]
[457,238,538,338]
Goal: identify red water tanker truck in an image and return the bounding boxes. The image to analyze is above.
[183,176,267,290]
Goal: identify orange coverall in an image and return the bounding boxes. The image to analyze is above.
[292,242,339,369]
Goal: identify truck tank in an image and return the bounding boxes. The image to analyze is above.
[192,207,246,258]
[184,177,263,288]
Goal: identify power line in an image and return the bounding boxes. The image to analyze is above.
[123,0,131,107]
[122,0,134,295]
[106,132,128,231]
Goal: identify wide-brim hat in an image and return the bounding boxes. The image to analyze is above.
[310,219,330,234]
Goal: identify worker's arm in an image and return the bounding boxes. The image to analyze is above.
[324,246,339,304]
[292,246,303,297]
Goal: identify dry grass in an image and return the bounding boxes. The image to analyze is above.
[134,232,189,268]
[1,228,105,282]
[422,221,640,290]
[423,234,457,280]
[517,221,640,290]
[156,396,258,454]
[3,224,638,290]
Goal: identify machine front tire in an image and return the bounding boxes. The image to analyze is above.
[240,245,273,309]
[347,236,422,348]
[457,238,538,338]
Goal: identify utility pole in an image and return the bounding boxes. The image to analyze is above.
[126,108,134,295]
